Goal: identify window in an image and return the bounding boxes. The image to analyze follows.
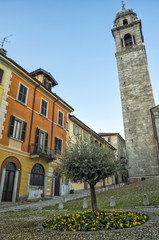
[104,137,110,142]
[35,128,48,153]
[87,133,90,142]
[55,137,62,155]
[30,163,44,186]
[124,34,132,47]
[78,127,80,136]
[8,115,27,141]
[0,68,4,84]
[58,111,63,127]
[43,78,47,87]
[83,131,86,141]
[123,19,128,25]
[48,83,52,91]
[18,83,27,104]
[73,124,77,135]
[41,99,47,117]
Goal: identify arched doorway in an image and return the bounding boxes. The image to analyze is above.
[0,156,21,202]
[2,162,16,201]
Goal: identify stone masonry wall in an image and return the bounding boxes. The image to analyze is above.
[116,45,159,179]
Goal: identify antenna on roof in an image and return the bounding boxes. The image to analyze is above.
[121,0,125,10]
[0,34,13,48]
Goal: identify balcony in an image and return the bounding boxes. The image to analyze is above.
[29,144,56,162]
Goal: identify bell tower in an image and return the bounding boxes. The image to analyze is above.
[112,6,159,181]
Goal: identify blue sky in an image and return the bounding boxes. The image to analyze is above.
[1,0,159,138]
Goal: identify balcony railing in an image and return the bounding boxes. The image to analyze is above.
[29,144,56,162]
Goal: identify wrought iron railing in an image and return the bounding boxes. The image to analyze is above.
[29,144,56,161]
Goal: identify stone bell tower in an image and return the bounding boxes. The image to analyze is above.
[112,5,159,181]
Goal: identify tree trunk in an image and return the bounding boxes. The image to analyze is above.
[90,184,98,213]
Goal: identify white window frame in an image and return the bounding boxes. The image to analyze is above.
[13,118,22,140]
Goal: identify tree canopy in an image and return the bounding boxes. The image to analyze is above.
[59,138,117,212]
[61,138,116,185]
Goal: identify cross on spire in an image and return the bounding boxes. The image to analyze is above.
[121,0,125,10]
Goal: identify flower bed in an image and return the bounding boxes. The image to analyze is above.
[43,210,148,231]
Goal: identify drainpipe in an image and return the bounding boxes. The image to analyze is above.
[28,83,40,152]
[50,99,58,151]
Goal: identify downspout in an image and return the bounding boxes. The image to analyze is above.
[28,83,40,152]
[51,99,58,151]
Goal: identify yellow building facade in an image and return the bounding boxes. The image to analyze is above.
[68,115,116,192]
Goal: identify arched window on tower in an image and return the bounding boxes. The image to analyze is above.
[123,19,128,25]
[124,34,132,47]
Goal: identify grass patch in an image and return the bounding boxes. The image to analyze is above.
[44,178,159,211]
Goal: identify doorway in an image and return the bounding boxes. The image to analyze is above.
[2,162,16,202]
[54,174,60,196]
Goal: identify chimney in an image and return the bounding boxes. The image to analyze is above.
[0,48,7,56]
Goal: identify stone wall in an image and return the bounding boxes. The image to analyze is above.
[112,9,159,181]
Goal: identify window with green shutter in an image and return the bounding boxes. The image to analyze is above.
[18,83,27,104]
[44,78,47,87]
[48,82,52,91]
[58,111,63,127]
[35,128,48,153]
[41,99,47,117]
[8,115,27,142]
[55,137,62,155]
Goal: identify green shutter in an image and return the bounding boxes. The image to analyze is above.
[8,115,15,137]
[21,121,27,142]
[44,79,47,86]
[44,132,48,153]
[48,83,52,91]
[59,139,62,154]
[55,137,58,153]
[35,128,40,144]
[34,128,40,153]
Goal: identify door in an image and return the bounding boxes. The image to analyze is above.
[54,174,60,196]
[2,162,16,202]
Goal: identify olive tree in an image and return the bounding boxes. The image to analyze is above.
[59,138,117,212]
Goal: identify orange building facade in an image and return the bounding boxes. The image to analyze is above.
[0,50,73,202]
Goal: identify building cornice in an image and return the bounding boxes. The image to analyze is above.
[0,53,74,112]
